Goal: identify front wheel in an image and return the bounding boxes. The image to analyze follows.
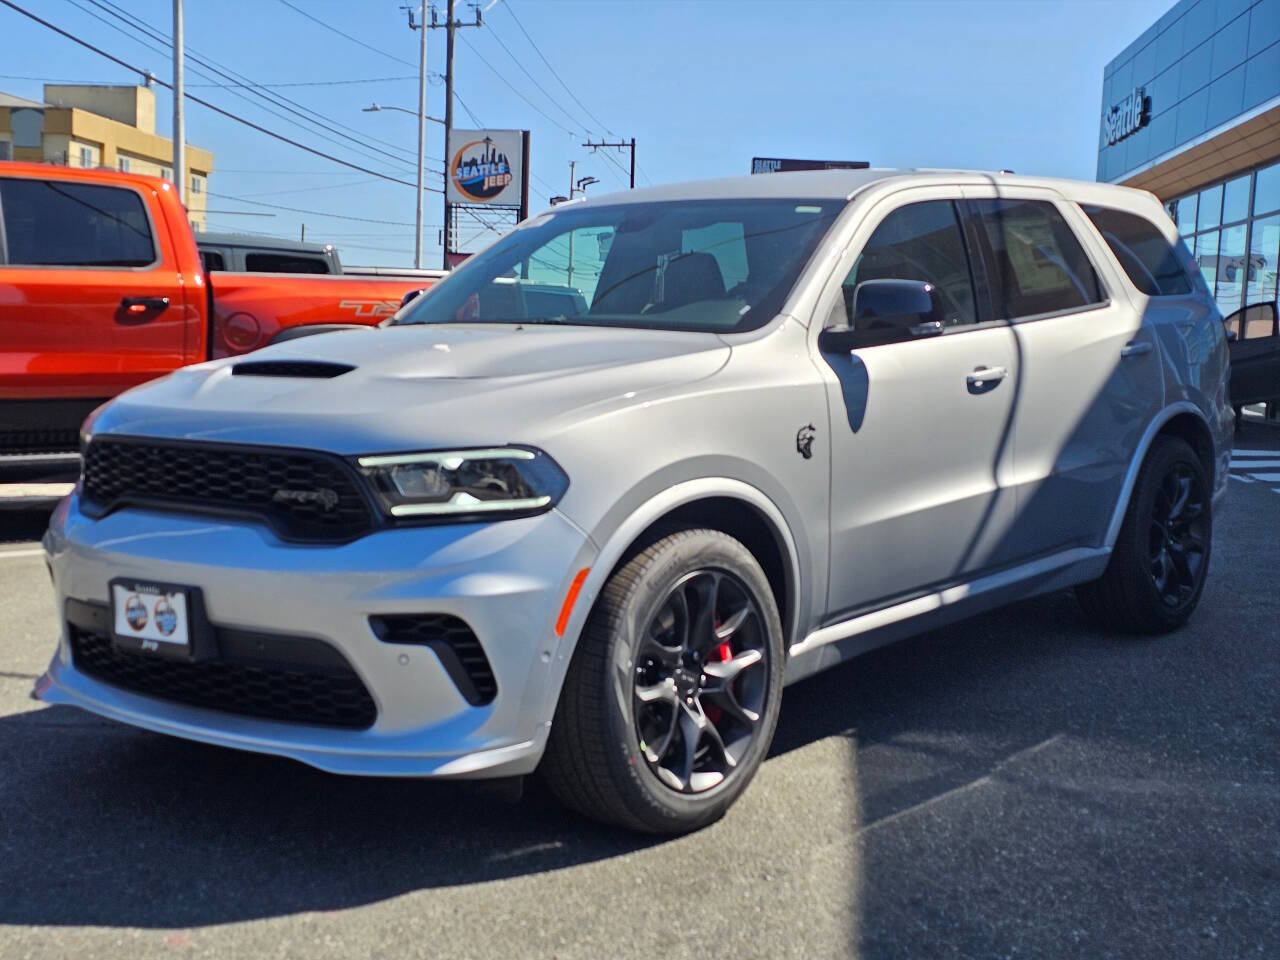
[1076,436,1213,634]
[540,528,784,834]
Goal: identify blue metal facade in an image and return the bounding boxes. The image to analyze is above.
[1099,0,1280,182]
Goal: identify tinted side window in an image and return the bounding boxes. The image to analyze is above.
[0,178,154,267]
[972,199,1103,319]
[1082,205,1194,297]
[200,250,226,272]
[843,200,976,327]
[243,252,330,274]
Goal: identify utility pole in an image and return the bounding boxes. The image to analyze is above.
[401,1,428,268]
[566,160,576,287]
[582,137,636,189]
[431,2,481,269]
[172,0,185,206]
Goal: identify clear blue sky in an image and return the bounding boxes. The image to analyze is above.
[1,0,1170,266]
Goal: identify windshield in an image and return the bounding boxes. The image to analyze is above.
[392,198,845,333]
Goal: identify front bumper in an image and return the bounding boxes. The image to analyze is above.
[38,492,595,778]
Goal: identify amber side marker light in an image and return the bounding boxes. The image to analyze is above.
[555,568,591,637]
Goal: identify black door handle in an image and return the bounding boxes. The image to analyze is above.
[117,296,170,324]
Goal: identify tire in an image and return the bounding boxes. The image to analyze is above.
[540,528,785,834]
[1076,436,1212,634]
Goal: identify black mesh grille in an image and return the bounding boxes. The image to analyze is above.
[82,437,377,542]
[232,360,354,378]
[69,623,377,729]
[371,614,497,706]
[0,427,80,454]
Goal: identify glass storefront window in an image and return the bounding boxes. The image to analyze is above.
[1254,162,1280,217]
[1197,184,1223,232]
[1216,224,1247,316]
[1222,175,1251,225]
[1247,214,1280,306]
[1172,194,1197,236]
[1194,231,1218,296]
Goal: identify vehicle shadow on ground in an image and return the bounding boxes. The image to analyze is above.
[0,584,1143,930]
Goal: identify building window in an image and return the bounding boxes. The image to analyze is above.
[0,142,10,162]
[78,146,92,168]
[117,156,130,172]
[161,168,172,181]
[1170,161,1280,317]
[191,176,202,195]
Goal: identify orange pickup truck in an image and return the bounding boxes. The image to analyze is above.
[0,162,437,462]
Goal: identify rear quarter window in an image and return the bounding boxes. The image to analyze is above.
[1082,205,1194,297]
[0,178,155,267]
[243,252,331,274]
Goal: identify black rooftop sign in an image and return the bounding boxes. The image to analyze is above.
[751,157,871,174]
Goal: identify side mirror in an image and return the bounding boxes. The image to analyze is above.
[821,279,945,352]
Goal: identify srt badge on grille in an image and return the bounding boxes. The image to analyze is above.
[272,488,340,511]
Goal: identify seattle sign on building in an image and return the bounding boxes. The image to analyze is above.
[1103,87,1151,146]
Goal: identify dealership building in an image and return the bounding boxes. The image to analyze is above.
[1100,0,1280,324]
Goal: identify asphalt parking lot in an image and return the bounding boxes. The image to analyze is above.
[1,428,1277,960]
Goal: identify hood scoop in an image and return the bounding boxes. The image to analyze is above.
[232,360,354,379]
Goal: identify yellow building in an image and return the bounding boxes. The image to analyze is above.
[0,83,214,231]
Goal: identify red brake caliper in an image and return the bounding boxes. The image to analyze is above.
[703,626,731,726]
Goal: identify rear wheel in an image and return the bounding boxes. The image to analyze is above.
[540,528,784,834]
[1076,436,1212,634]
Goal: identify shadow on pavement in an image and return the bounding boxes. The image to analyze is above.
[0,589,1118,929]
[1,525,1276,945]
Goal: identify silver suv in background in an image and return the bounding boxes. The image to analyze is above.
[39,169,1231,834]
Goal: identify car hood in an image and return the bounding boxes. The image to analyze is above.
[92,323,732,454]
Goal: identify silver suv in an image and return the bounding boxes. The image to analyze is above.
[39,169,1232,834]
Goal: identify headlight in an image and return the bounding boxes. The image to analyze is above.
[356,446,569,521]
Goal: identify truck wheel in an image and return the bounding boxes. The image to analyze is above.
[1076,436,1212,634]
[541,529,784,834]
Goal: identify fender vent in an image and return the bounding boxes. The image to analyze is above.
[232,360,354,378]
[369,614,497,706]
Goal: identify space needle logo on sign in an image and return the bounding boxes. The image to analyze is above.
[451,137,513,202]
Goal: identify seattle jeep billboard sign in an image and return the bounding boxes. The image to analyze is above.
[446,129,526,206]
[1103,87,1151,146]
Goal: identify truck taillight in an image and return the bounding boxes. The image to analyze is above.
[222,311,263,353]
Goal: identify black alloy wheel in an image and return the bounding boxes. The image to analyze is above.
[541,528,784,834]
[632,569,769,794]
[1076,435,1213,634]
[1147,462,1209,610]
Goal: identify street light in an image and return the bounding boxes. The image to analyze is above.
[363,102,445,125]
[363,90,446,269]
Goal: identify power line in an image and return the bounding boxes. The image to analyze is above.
[458,32,576,137]
[0,0,421,187]
[502,2,616,138]
[189,75,424,88]
[480,18,585,134]
[205,189,433,223]
[0,71,425,88]
[269,0,482,128]
[235,176,388,198]
[273,0,418,69]
[82,0,438,171]
[63,0,416,177]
